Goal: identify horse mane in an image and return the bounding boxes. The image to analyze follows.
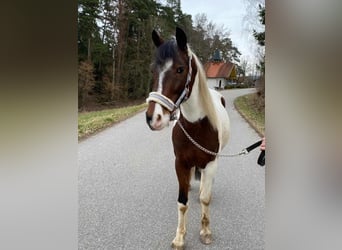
[188,47,219,130]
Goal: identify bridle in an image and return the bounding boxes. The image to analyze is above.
[146,54,193,121]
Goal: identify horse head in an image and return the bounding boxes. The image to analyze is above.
[145,27,195,130]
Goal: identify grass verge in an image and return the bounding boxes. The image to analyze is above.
[234,93,265,137]
[78,103,147,140]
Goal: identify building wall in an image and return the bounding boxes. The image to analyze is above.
[207,78,225,89]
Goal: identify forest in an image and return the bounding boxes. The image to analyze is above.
[78,0,262,111]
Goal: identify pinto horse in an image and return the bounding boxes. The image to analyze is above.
[145,27,230,249]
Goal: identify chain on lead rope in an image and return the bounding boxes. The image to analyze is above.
[176,120,264,161]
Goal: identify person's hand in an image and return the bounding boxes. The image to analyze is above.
[260,137,265,151]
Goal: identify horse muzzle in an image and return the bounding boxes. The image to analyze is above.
[145,92,175,131]
[145,102,171,131]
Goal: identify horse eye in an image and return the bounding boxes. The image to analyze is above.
[176,67,184,73]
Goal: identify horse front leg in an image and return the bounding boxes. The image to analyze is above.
[172,158,191,250]
[199,160,217,245]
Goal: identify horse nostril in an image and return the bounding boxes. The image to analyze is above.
[156,114,162,122]
[146,112,152,124]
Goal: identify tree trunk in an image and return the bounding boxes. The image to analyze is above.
[116,0,128,98]
[87,38,91,61]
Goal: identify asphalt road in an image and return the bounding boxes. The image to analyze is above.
[79,88,264,250]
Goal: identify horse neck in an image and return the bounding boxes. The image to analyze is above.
[180,55,219,129]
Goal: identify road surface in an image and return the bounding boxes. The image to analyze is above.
[79,88,264,250]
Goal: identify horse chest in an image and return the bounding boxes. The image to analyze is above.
[172,117,219,169]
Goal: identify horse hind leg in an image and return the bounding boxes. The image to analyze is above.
[194,166,201,181]
[199,160,217,245]
[172,159,191,250]
[189,166,201,191]
[189,167,195,190]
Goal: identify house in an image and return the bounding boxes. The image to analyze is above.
[204,50,237,89]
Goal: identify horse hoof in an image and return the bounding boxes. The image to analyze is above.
[171,242,184,250]
[200,233,212,245]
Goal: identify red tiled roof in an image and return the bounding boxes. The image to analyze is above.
[204,61,235,78]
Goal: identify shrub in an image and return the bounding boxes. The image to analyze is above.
[78,60,95,110]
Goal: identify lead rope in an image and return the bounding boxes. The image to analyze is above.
[176,120,261,158]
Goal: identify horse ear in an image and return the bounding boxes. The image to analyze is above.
[176,27,187,51]
[152,30,164,48]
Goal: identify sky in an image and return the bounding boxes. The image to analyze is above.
[179,0,264,70]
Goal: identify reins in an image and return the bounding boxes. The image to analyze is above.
[177,119,264,160]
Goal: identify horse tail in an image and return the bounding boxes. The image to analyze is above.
[194,167,201,181]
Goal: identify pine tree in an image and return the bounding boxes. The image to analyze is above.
[253,4,265,75]
[77,0,244,108]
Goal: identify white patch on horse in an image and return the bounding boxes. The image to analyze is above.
[157,59,173,93]
[199,159,218,244]
[180,72,206,122]
[199,160,217,203]
[172,202,188,249]
[151,103,170,130]
[148,59,173,130]
[209,89,230,150]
